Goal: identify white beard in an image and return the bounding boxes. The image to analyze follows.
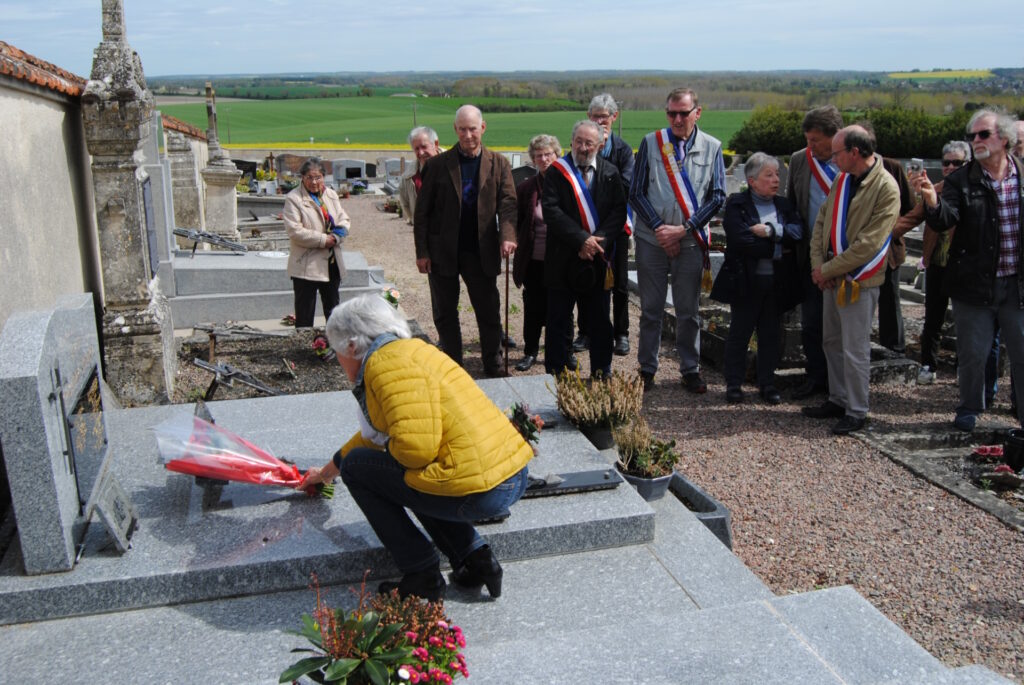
[574,153,596,169]
[973,146,991,161]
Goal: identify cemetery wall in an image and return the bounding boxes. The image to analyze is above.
[0,46,102,333]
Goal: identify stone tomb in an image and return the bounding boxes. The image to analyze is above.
[0,294,136,575]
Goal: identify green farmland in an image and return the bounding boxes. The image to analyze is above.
[158,96,750,150]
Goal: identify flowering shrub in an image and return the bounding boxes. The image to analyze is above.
[312,335,331,358]
[372,591,469,683]
[381,288,401,308]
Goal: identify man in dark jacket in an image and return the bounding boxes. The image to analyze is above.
[542,120,627,377]
[414,105,517,377]
[915,108,1024,432]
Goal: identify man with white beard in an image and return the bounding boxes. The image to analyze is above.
[541,120,627,377]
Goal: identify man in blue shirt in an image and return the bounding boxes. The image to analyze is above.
[629,88,726,392]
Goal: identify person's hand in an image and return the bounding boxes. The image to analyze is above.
[416,257,431,274]
[750,223,771,238]
[298,467,321,490]
[811,266,828,289]
[911,173,938,209]
[577,235,605,261]
[500,240,517,258]
[655,224,686,250]
[325,234,338,248]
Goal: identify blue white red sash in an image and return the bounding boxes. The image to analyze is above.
[806,147,837,195]
[655,129,708,252]
[828,173,891,305]
[551,155,598,233]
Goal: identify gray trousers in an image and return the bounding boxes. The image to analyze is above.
[636,238,703,376]
[822,284,879,419]
[951,276,1024,422]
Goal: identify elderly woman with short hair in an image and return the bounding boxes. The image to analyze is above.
[283,157,350,328]
[512,133,562,371]
[299,294,532,601]
[711,152,803,404]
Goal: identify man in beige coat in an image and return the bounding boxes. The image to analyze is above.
[802,126,900,434]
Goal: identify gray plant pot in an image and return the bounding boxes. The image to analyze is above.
[619,469,673,501]
[669,472,733,549]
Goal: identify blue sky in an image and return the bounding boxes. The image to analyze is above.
[3,0,1022,77]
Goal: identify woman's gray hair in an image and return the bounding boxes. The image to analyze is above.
[744,152,779,182]
[528,134,562,159]
[299,157,325,177]
[326,293,411,357]
[967,108,1018,149]
[942,140,971,160]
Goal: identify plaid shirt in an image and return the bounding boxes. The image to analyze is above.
[985,161,1021,277]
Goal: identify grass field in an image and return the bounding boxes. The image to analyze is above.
[887,69,994,79]
[157,96,749,149]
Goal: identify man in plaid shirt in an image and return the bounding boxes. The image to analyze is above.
[914,109,1024,432]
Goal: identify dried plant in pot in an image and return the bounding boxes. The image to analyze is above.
[613,416,678,501]
[549,369,643,449]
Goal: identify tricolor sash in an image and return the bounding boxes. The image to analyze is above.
[655,128,712,290]
[806,147,837,195]
[828,173,891,306]
[551,155,598,234]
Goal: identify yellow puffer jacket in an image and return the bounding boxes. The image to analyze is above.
[339,338,532,496]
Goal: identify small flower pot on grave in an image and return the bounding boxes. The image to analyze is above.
[579,423,614,450]
[618,468,673,502]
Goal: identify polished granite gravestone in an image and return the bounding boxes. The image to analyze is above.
[0,373,652,624]
[0,294,129,576]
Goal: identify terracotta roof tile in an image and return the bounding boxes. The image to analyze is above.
[161,113,207,141]
[0,41,86,97]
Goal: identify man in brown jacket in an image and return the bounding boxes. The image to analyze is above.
[414,105,517,377]
[802,125,900,435]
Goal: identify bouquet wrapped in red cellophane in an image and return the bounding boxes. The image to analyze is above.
[153,414,333,498]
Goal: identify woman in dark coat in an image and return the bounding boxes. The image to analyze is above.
[511,134,561,371]
[711,152,803,404]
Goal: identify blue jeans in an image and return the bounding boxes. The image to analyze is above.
[338,447,528,573]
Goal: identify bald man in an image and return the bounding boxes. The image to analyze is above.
[413,105,518,377]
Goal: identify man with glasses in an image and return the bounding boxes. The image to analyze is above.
[571,94,636,357]
[414,105,518,378]
[629,88,726,392]
[914,109,1024,432]
[786,105,844,400]
[802,125,900,435]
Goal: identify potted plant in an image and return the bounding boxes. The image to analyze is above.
[613,416,678,501]
[550,369,643,449]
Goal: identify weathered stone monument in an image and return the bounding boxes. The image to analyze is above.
[81,0,176,405]
[167,129,205,231]
[0,294,136,575]
[200,83,242,240]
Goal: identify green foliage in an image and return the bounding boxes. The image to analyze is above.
[728,106,806,155]
[614,416,679,478]
[861,107,972,158]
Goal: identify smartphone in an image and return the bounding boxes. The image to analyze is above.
[908,158,924,175]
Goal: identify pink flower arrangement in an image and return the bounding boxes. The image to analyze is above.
[396,620,469,683]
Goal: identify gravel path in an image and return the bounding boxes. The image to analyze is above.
[260,196,1024,680]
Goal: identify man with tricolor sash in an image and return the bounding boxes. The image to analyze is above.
[802,125,900,435]
[629,88,727,393]
[786,105,844,400]
[541,120,627,377]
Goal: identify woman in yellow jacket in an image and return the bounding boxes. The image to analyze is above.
[300,294,532,601]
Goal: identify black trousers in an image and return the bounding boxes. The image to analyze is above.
[878,263,905,352]
[428,251,503,373]
[920,263,949,369]
[292,259,341,327]
[724,274,780,389]
[547,284,613,376]
[576,232,630,338]
[521,259,547,357]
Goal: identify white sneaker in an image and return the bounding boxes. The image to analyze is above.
[917,366,936,385]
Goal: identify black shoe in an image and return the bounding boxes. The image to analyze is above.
[760,387,781,405]
[572,334,590,352]
[378,566,446,602]
[801,400,845,419]
[640,371,655,392]
[514,355,536,372]
[502,334,517,349]
[726,387,744,404]
[831,415,866,435]
[449,545,503,598]
[613,336,630,356]
[793,379,828,400]
[682,372,707,394]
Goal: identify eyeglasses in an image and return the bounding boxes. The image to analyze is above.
[666,108,696,120]
[304,175,324,182]
[966,130,993,141]
[589,113,613,123]
[941,159,966,167]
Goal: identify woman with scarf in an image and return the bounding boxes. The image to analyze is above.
[299,294,532,602]
[283,158,350,328]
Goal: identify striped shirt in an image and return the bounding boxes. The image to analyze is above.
[985,161,1020,277]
